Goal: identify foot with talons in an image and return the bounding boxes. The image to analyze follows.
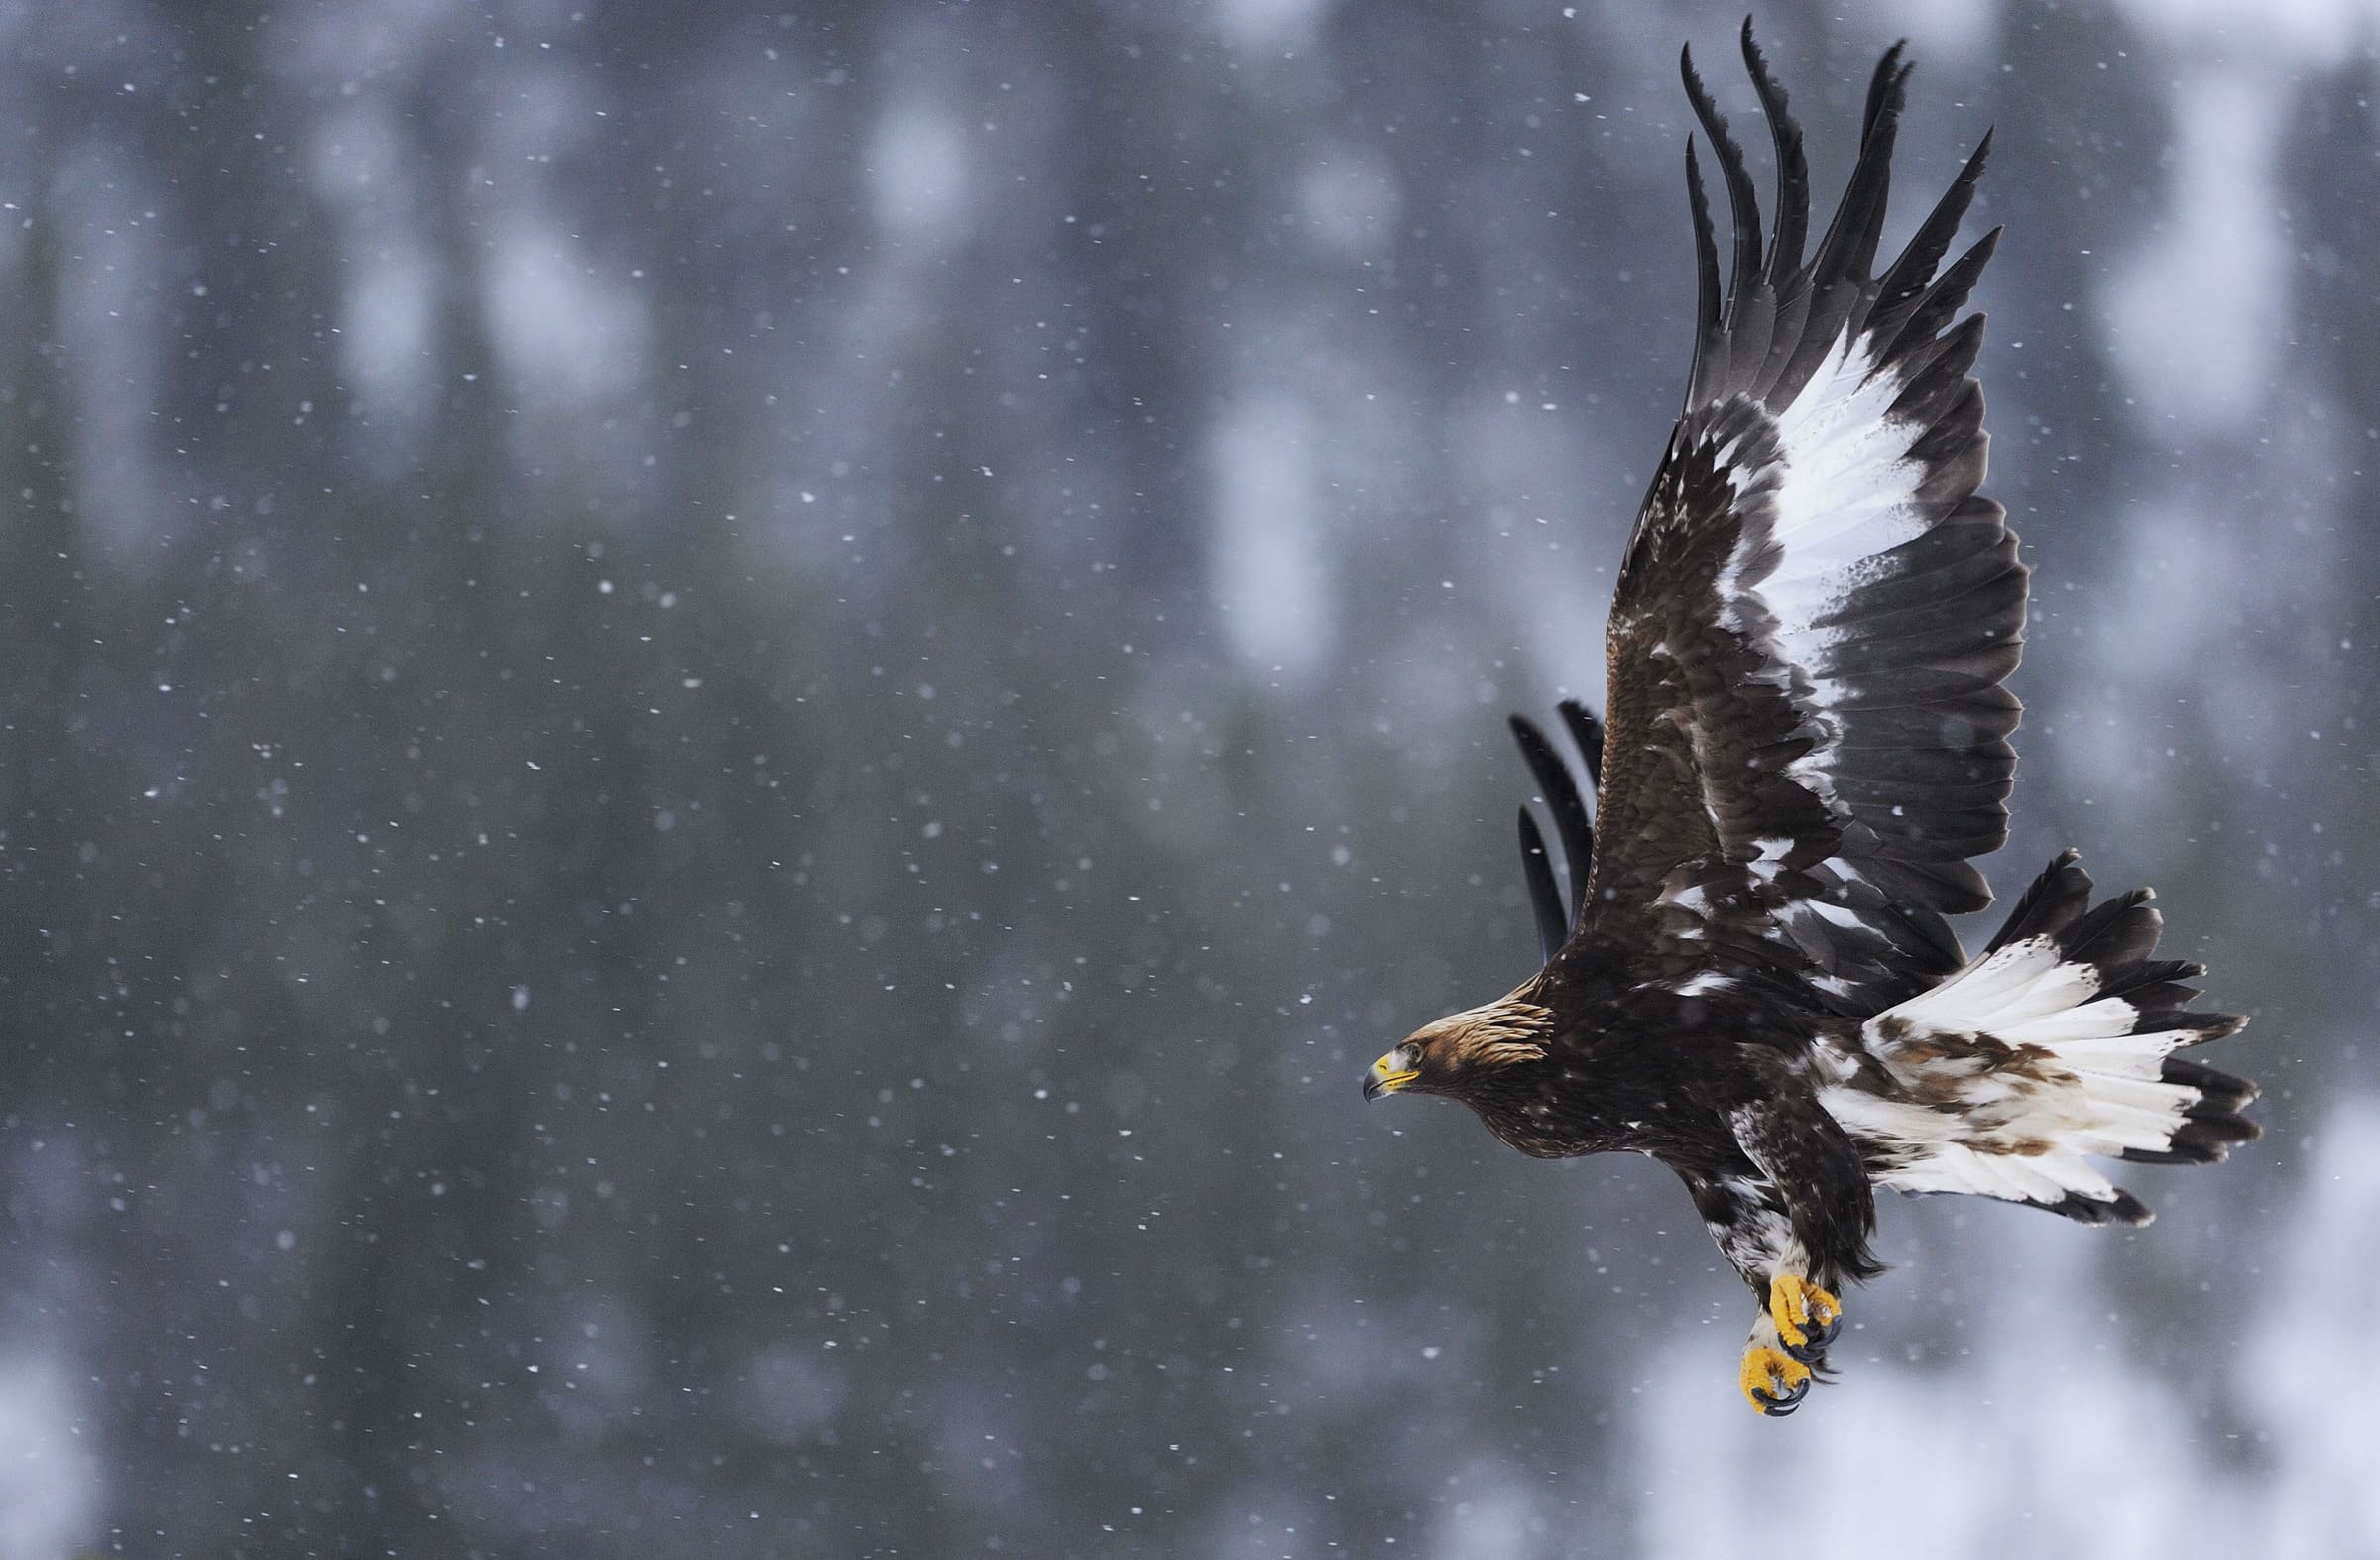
[1768,1272,1842,1364]
[1740,1343,1812,1416]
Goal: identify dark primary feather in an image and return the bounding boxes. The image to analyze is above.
[1559,700,1605,788]
[1509,715,1594,900]
[1510,702,1603,959]
[1740,24,1807,301]
[1681,42,1769,393]
[1516,809,1565,964]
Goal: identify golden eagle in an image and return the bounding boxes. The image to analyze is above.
[1362,28,2257,1416]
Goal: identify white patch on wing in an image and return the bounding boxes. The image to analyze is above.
[1697,328,1944,919]
[1705,328,1933,639]
[1789,899,1869,933]
[1746,836,1794,886]
[1761,330,1932,598]
[1660,882,1714,914]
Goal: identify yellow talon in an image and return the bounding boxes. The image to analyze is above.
[1768,1272,1842,1349]
[1739,1343,1812,1415]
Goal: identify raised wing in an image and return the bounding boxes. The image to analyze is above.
[1577,28,2021,1013]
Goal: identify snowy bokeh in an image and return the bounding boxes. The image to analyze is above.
[0,2,2369,1555]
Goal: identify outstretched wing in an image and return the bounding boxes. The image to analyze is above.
[1577,28,2022,1013]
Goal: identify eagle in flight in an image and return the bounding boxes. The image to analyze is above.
[1362,27,2257,1416]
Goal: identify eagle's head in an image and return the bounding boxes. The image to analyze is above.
[1363,994,1553,1103]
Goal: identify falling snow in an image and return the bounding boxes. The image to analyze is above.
[0,4,2369,1558]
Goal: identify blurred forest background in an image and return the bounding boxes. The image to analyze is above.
[0,0,2375,1555]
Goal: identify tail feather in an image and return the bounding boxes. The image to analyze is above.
[2162,1052,2256,1110]
[1823,851,2256,1226]
[1979,846,2091,952]
[2128,1108,2260,1166]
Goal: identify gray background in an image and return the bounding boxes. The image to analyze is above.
[0,0,2371,1555]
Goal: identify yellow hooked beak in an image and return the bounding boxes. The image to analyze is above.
[1364,1044,1420,1102]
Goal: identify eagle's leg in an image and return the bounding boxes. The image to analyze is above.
[1737,1266,1843,1413]
[1693,1089,1882,1417]
[1685,1171,1828,1415]
[1738,1260,1840,1413]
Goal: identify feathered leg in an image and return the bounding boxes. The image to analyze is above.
[1684,1087,1879,1417]
[1685,1172,1834,1415]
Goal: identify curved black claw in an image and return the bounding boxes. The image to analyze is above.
[1740,1344,1814,1417]
[1781,1311,1841,1365]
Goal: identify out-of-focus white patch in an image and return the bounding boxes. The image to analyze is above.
[1839,0,1996,60]
[1210,389,1335,687]
[53,148,163,557]
[733,1345,850,1445]
[307,107,438,445]
[2103,67,2288,435]
[2243,1095,2380,1552]
[343,245,440,437]
[0,1352,97,1560]
[1300,149,1400,253]
[485,219,648,404]
[1637,1220,2246,1556]
[1639,1099,2380,1559]
[308,101,405,201]
[2106,0,2380,63]
[1426,1458,1542,1560]
[277,0,448,82]
[869,101,972,250]
[1212,0,1331,51]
